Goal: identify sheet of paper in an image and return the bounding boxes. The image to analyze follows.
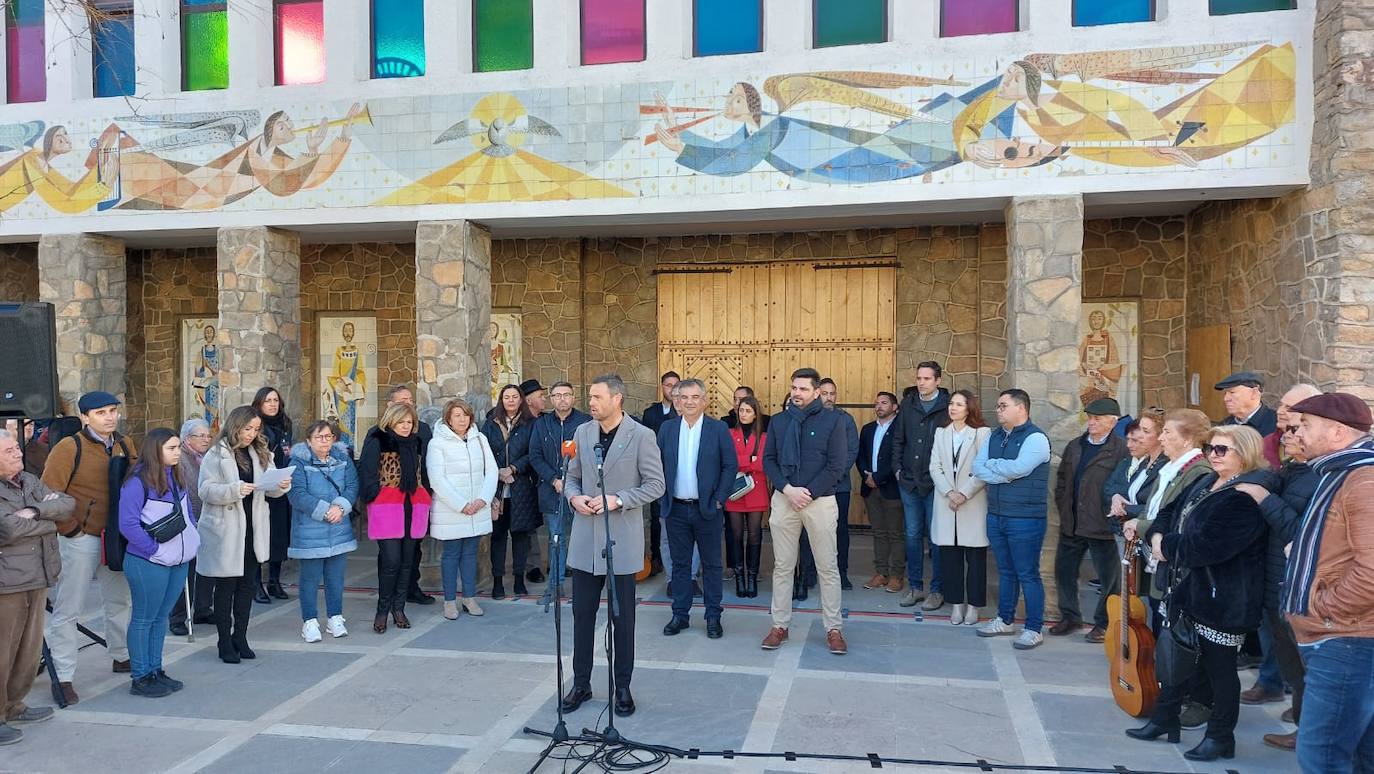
[258,466,296,490]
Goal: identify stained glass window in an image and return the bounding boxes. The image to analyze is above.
[1210,0,1295,14]
[276,0,325,85]
[940,0,1018,37]
[92,2,135,98]
[372,0,426,78]
[581,0,645,65]
[813,0,885,48]
[182,1,229,91]
[1073,0,1153,26]
[694,0,762,57]
[5,0,45,103]
[474,0,533,73]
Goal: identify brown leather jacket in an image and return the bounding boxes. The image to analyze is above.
[0,471,75,593]
[1289,467,1374,644]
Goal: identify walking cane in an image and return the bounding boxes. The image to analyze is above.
[183,579,195,643]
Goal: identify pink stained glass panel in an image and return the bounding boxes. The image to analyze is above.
[276,1,325,85]
[6,22,45,103]
[941,0,1018,37]
[581,0,645,65]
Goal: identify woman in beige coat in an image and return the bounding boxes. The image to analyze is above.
[929,390,992,626]
[198,406,290,664]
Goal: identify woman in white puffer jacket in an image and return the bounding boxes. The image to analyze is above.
[426,398,498,620]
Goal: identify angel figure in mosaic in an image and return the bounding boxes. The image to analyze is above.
[0,124,119,214]
[88,103,366,211]
[954,42,1296,170]
[192,323,222,432]
[647,71,977,184]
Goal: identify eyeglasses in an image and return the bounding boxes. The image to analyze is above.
[310,434,336,441]
[190,432,212,439]
[1202,443,1232,458]
[1284,425,1300,435]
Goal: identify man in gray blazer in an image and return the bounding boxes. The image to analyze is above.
[562,374,666,718]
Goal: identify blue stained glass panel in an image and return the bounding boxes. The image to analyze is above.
[694,0,762,57]
[1073,0,1154,26]
[93,11,136,97]
[372,0,426,78]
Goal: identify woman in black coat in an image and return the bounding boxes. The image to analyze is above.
[481,384,539,599]
[253,386,294,602]
[1126,425,1271,762]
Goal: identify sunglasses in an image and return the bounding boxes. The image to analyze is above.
[1284,425,1300,435]
[1202,443,1232,458]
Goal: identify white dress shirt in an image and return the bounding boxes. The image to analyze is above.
[675,417,703,500]
[871,416,895,472]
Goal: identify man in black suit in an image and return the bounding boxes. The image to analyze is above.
[858,391,904,590]
[657,379,737,639]
[640,371,680,575]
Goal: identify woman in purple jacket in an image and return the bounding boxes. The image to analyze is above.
[119,428,200,698]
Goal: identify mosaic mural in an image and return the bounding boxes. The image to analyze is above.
[0,41,1297,219]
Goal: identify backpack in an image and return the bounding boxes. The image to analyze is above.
[54,430,134,571]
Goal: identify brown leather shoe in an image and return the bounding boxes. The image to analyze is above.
[112,659,131,674]
[1240,684,1285,705]
[760,627,789,650]
[1084,626,1107,643]
[1048,618,1081,636]
[863,574,887,589]
[1281,707,1295,724]
[1262,731,1297,751]
[58,682,78,706]
[885,576,904,593]
[826,629,848,655]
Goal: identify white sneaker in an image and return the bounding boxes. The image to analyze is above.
[976,617,1016,637]
[949,603,966,625]
[301,619,322,643]
[326,615,348,638]
[1013,629,1044,650]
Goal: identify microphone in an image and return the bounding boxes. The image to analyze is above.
[593,443,605,470]
[561,439,577,459]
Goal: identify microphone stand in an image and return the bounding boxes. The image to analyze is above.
[524,452,574,762]
[589,442,622,743]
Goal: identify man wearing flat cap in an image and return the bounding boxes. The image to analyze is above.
[1050,398,1129,642]
[1215,371,1280,468]
[40,391,138,705]
[1283,392,1374,772]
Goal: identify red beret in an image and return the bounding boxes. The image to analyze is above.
[1292,393,1373,433]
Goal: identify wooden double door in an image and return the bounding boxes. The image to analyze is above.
[657,258,897,524]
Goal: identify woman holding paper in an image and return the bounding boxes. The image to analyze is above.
[198,406,292,664]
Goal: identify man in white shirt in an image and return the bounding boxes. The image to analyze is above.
[858,392,904,589]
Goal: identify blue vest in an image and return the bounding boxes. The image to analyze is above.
[985,421,1050,519]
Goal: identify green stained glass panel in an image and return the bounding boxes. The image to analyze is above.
[474,0,533,72]
[1210,0,1294,14]
[814,0,885,48]
[183,10,228,90]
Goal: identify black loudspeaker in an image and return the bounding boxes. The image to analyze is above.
[0,302,59,419]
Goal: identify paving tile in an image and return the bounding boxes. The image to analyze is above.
[0,719,224,774]
[197,735,464,774]
[797,618,999,681]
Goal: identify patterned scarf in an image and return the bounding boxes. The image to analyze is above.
[1282,437,1374,617]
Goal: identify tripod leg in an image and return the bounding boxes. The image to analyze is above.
[42,639,66,709]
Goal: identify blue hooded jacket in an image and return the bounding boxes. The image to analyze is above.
[286,442,359,559]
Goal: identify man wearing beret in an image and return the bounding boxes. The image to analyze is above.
[1284,392,1374,773]
[1215,371,1281,469]
[40,392,138,705]
[1050,398,1129,642]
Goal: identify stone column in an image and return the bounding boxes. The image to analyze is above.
[415,220,493,590]
[215,227,303,415]
[1004,195,1085,622]
[37,234,128,412]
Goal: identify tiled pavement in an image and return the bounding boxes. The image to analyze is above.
[13,540,1298,774]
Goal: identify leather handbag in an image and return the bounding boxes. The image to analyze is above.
[1155,608,1200,686]
[728,432,761,502]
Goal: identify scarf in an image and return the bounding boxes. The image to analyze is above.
[1145,448,1203,521]
[778,398,824,481]
[385,429,422,494]
[1282,437,1374,616]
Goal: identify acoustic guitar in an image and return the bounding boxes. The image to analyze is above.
[1104,537,1159,718]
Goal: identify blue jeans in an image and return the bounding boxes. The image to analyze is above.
[545,511,571,585]
[123,554,190,680]
[1256,614,1285,693]
[441,537,481,600]
[899,487,941,592]
[298,554,348,621]
[1298,637,1374,773]
[986,514,1046,632]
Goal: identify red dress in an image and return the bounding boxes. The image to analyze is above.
[726,428,769,512]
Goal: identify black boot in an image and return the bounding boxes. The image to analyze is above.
[217,637,240,664]
[745,543,761,598]
[1183,736,1235,761]
[734,566,746,597]
[1124,720,1181,743]
[254,582,272,604]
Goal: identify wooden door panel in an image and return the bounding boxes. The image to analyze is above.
[1187,325,1230,421]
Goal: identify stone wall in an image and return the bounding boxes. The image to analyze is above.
[300,242,417,426]
[491,239,584,393]
[1083,217,1188,410]
[0,243,39,301]
[977,224,1009,403]
[582,238,659,411]
[128,248,218,434]
[1186,193,1316,400]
